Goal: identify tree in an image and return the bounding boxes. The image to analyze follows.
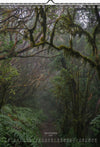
[52,55,100,138]
[0,6,100,77]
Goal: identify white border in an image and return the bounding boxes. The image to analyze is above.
[0,0,100,4]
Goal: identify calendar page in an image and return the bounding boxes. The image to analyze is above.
[0,1,100,147]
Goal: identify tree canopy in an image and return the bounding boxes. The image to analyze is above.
[0,5,100,76]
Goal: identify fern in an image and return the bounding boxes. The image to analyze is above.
[90,115,100,136]
[0,104,43,147]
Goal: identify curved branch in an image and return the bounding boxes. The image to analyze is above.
[50,18,60,44]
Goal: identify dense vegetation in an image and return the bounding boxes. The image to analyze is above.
[0,5,100,147]
[52,56,100,146]
[0,104,44,146]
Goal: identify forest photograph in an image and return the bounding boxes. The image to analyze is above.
[0,4,100,147]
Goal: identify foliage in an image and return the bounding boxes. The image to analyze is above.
[52,55,99,139]
[0,104,44,147]
[90,115,100,137]
[0,60,18,82]
[0,59,18,109]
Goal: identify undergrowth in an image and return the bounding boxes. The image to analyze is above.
[0,104,44,147]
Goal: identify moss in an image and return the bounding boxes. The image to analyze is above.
[59,45,70,50]
[50,18,60,44]
[62,46,97,69]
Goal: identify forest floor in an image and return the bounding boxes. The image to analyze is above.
[40,121,65,147]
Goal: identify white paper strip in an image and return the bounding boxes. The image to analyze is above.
[0,0,100,4]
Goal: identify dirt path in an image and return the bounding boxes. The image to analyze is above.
[40,121,65,147]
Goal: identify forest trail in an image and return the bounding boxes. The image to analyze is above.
[40,121,65,147]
